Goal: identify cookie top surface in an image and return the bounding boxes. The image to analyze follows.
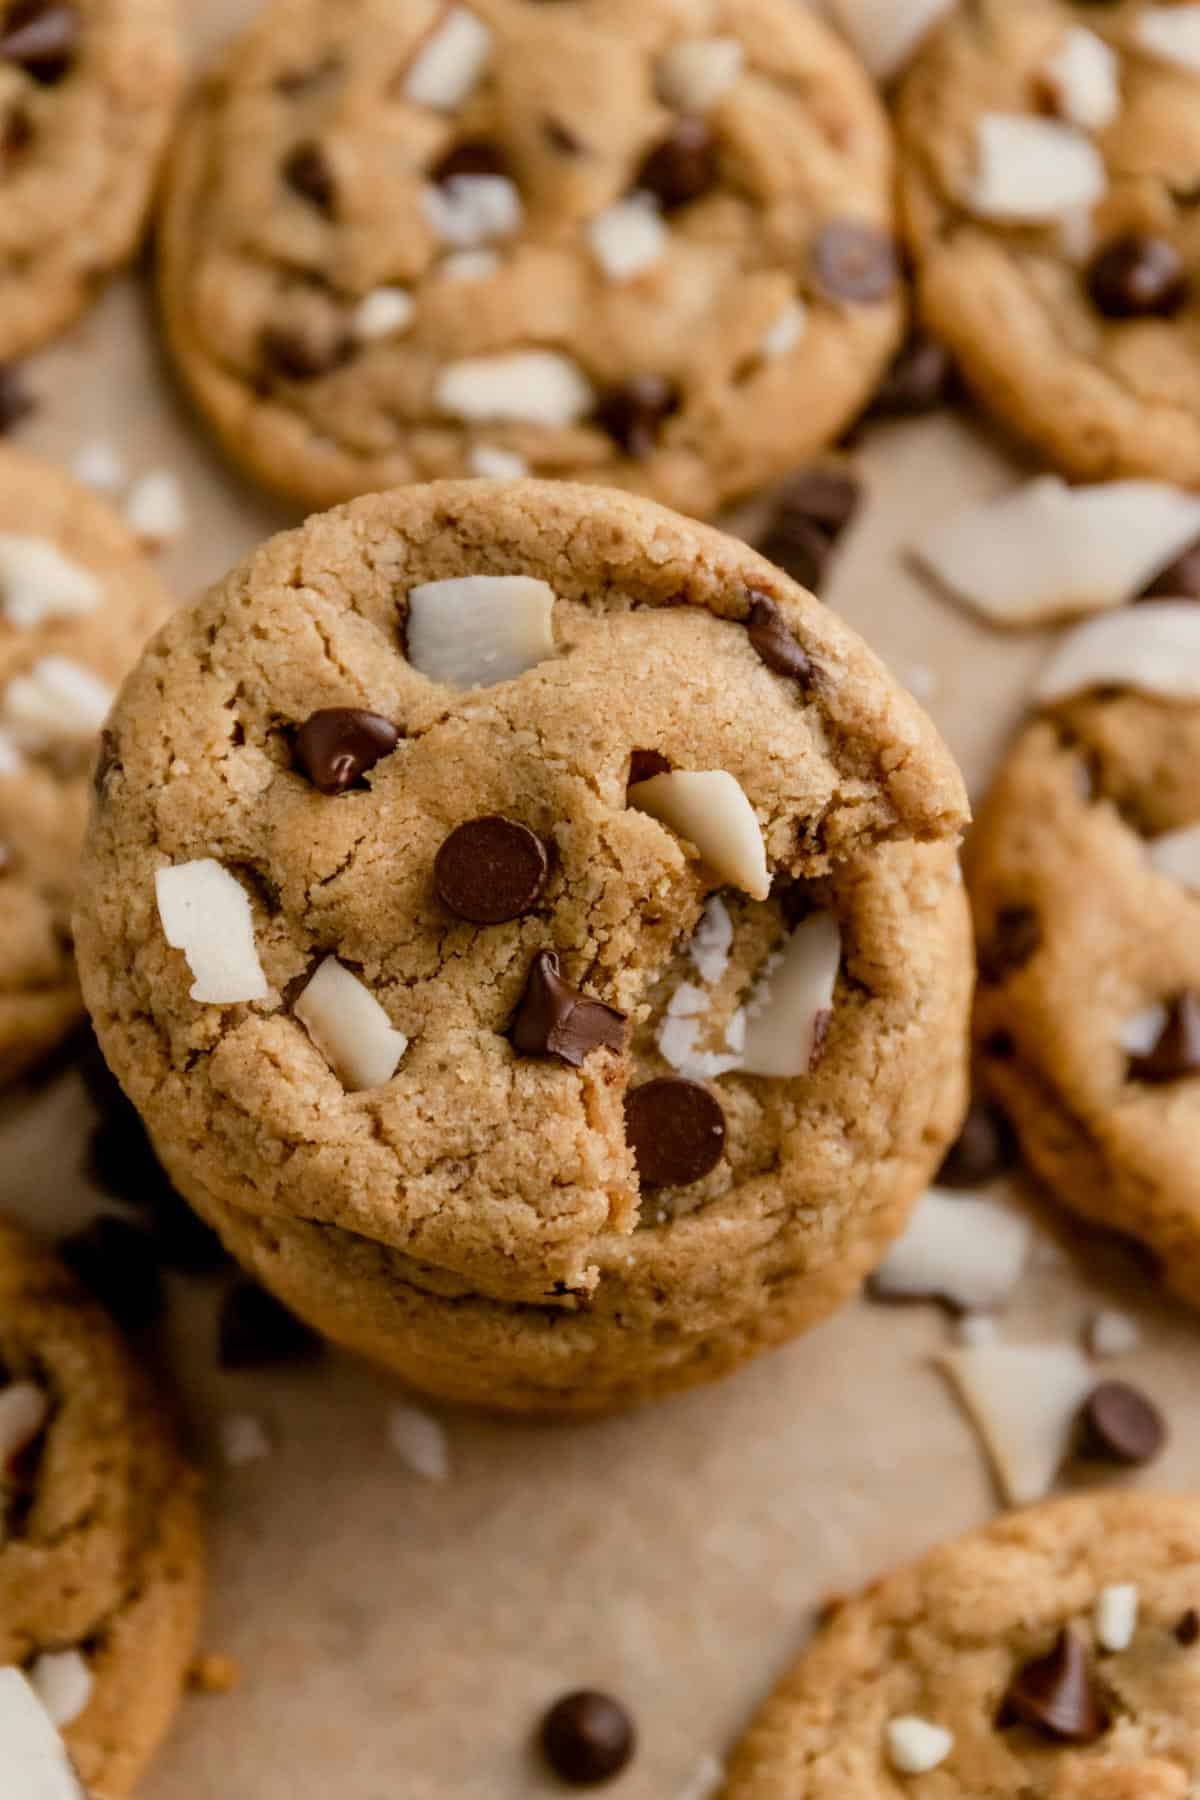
[0,0,183,360]
[76,479,968,1308]
[898,0,1200,484]
[722,1492,1200,1799]
[0,446,171,1083]
[158,0,903,516]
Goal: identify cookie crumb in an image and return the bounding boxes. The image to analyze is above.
[387,1403,450,1483]
[189,1653,242,1696]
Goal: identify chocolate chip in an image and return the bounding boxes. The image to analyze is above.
[1086,234,1191,320]
[811,220,899,305]
[594,375,680,458]
[0,364,34,434]
[60,1215,166,1332]
[999,1629,1110,1744]
[1128,992,1200,1083]
[282,140,337,216]
[0,2,79,82]
[0,102,32,163]
[755,469,861,593]
[540,1691,635,1787]
[1139,536,1200,600]
[628,748,670,786]
[979,905,1041,982]
[260,323,354,383]
[635,116,718,211]
[510,950,628,1068]
[746,593,814,683]
[625,1077,726,1189]
[544,116,582,155]
[219,1278,323,1370]
[294,708,400,794]
[434,816,549,924]
[936,1098,1016,1188]
[431,138,510,183]
[1078,1380,1167,1466]
[1176,1609,1200,1646]
[870,331,957,417]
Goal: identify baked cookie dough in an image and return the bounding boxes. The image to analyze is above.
[0,446,170,1084]
[969,607,1200,1308]
[0,0,183,361]
[898,0,1200,484]
[722,1492,1200,1797]
[0,1217,203,1796]
[76,479,970,1413]
[158,0,903,517]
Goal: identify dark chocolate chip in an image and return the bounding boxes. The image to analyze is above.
[260,323,354,383]
[0,1,79,82]
[811,220,900,305]
[936,1098,1016,1188]
[543,115,582,155]
[979,905,1041,983]
[0,363,34,434]
[540,1691,635,1787]
[594,375,680,458]
[624,1077,726,1189]
[1128,992,1200,1083]
[294,708,400,794]
[219,1278,323,1370]
[1077,1380,1166,1466]
[431,137,510,183]
[628,748,670,786]
[1176,1609,1200,1646]
[59,1215,166,1332]
[1139,536,1200,600]
[746,593,814,683]
[999,1629,1110,1744]
[755,469,861,593]
[0,102,32,162]
[1086,234,1191,320]
[635,116,718,211]
[870,331,957,417]
[510,949,628,1068]
[756,512,835,592]
[434,815,549,924]
[282,140,337,216]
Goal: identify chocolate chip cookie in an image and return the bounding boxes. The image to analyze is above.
[158,0,903,517]
[0,1216,204,1796]
[75,479,970,1413]
[0,446,170,1084]
[0,0,183,361]
[722,1492,1200,1797]
[898,0,1200,483]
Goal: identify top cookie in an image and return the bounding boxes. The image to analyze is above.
[899,0,1200,484]
[722,1492,1200,1799]
[75,480,967,1315]
[158,0,903,516]
[0,0,183,361]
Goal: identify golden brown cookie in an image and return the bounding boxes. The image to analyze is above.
[0,1216,204,1796]
[0,446,171,1084]
[158,0,903,517]
[722,1492,1200,1798]
[75,479,971,1413]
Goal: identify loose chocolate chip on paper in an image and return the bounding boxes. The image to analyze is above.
[510,949,628,1068]
[979,905,1041,983]
[0,363,34,434]
[999,1629,1110,1744]
[625,1077,726,1189]
[746,593,814,683]
[431,137,511,183]
[812,220,900,305]
[1087,234,1190,320]
[0,2,79,82]
[219,1278,323,1370]
[294,708,400,794]
[282,140,337,216]
[1077,1380,1167,1466]
[1176,1609,1200,1646]
[1139,536,1200,600]
[756,468,861,593]
[635,116,718,211]
[1128,992,1200,1083]
[540,1691,635,1787]
[434,815,549,924]
[936,1098,1016,1188]
[594,375,681,459]
[60,1215,166,1333]
[870,332,958,418]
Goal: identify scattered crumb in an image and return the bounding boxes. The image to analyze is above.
[218,1412,273,1467]
[189,1653,241,1696]
[387,1403,450,1482]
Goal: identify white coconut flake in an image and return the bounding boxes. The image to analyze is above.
[387,1403,450,1482]
[957,1314,1001,1348]
[939,1343,1095,1506]
[885,1717,954,1776]
[966,114,1107,222]
[761,300,809,360]
[1134,6,1200,75]
[629,770,770,900]
[125,471,187,546]
[1119,1001,1170,1057]
[673,1754,726,1800]
[1088,1309,1141,1359]
[467,444,529,480]
[1095,1583,1139,1653]
[740,911,841,1079]
[406,573,557,687]
[3,657,114,744]
[295,957,408,1091]
[421,174,522,248]
[219,1413,273,1468]
[1148,821,1200,890]
[1041,27,1121,131]
[0,537,102,629]
[352,287,415,342]
[824,0,953,83]
[155,860,269,1006]
[656,983,744,1082]
[438,249,500,283]
[71,440,126,492]
[688,895,734,986]
[871,1188,1032,1313]
[657,38,743,112]
[588,195,667,282]
[0,1381,47,1470]
[402,7,492,110]
[1037,603,1200,703]
[0,730,23,776]
[435,351,594,427]
[0,1668,87,1800]
[28,1652,92,1730]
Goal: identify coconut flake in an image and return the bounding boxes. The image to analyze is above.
[1095,1583,1139,1653]
[352,287,415,342]
[761,300,809,360]
[155,860,269,1005]
[871,1188,1032,1312]
[0,537,102,628]
[0,1669,86,1800]
[439,249,500,283]
[885,1717,954,1776]
[294,957,408,1091]
[673,1755,726,1800]
[435,351,593,427]
[1119,1002,1170,1057]
[1036,602,1200,703]
[28,1653,92,1731]
[629,770,770,900]
[1088,1309,1141,1359]
[1041,27,1121,132]
[1134,6,1200,75]
[740,911,841,1078]
[957,1314,1001,1348]
[403,7,492,110]
[406,573,557,687]
[656,983,744,1081]
[71,441,125,492]
[657,38,743,112]
[386,1403,450,1482]
[824,0,953,83]
[588,195,667,282]
[421,174,522,248]
[467,444,528,480]
[3,657,114,744]
[125,471,187,546]
[688,895,734,986]
[1148,821,1200,890]
[966,114,1107,222]
[939,1343,1095,1505]
[0,1381,47,1471]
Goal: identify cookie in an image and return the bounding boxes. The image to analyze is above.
[968,604,1200,1308]
[0,1216,204,1796]
[722,1492,1200,1797]
[75,479,970,1413]
[0,0,183,361]
[0,446,170,1084]
[898,0,1200,484]
[157,0,903,517]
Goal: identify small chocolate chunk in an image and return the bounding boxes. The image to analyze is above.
[434,816,549,924]
[260,323,354,383]
[936,1098,1016,1188]
[510,950,628,1068]
[431,137,510,183]
[756,512,835,592]
[1078,1380,1167,1466]
[219,1278,323,1370]
[635,116,718,211]
[294,708,399,794]
[0,363,34,434]
[1176,1609,1200,1646]
[1087,234,1190,320]
[540,1691,635,1787]
[628,748,670,786]
[625,1078,726,1189]
[1139,536,1200,600]
[60,1215,166,1332]
[756,468,861,593]
[594,375,680,459]
[870,332,957,418]
[0,2,79,82]
[746,593,813,683]
[282,140,337,216]
[812,220,900,305]
[979,905,1041,982]
[1128,992,1200,1083]
[999,1629,1110,1744]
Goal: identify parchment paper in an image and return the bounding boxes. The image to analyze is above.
[5,8,1200,1797]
